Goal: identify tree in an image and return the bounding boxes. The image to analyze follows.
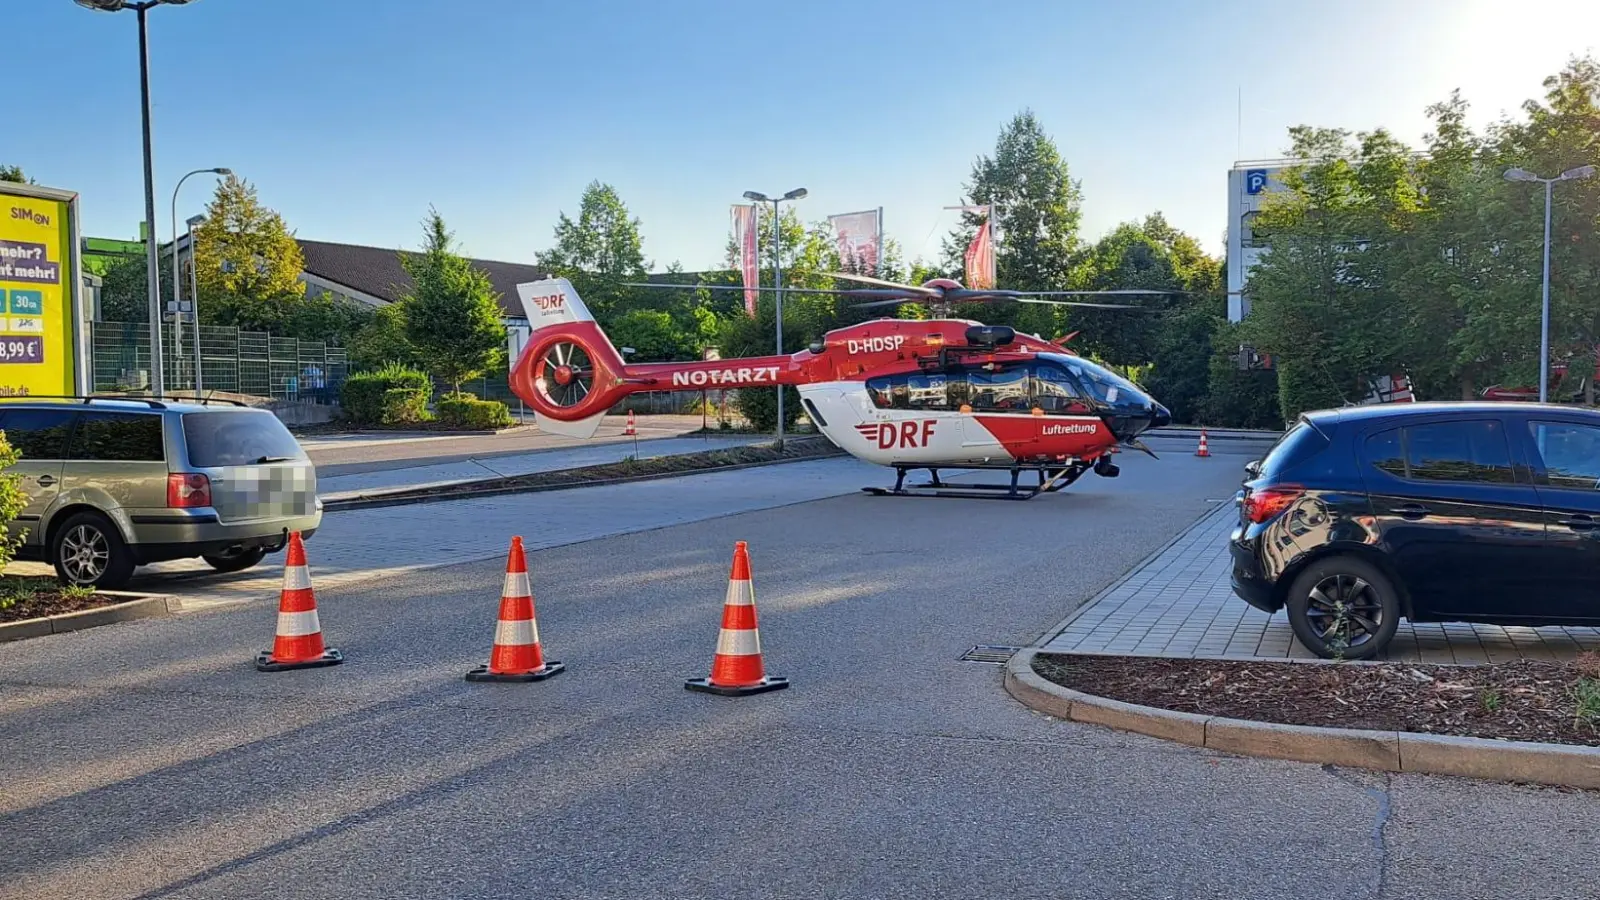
[1237,57,1600,418]
[190,174,309,332]
[534,181,650,319]
[400,208,505,392]
[608,309,693,361]
[346,302,422,370]
[941,109,1083,334]
[98,254,152,322]
[0,164,29,184]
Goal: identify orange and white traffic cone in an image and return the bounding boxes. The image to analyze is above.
[624,409,637,436]
[466,536,564,682]
[686,541,788,697]
[255,532,343,671]
[1195,429,1211,458]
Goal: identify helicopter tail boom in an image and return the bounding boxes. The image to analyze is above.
[509,278,806,437]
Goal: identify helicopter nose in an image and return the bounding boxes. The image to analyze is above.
[1151,402,1172,429]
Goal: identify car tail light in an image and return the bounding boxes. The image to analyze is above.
[167,473,212,508]
[1242,485,1303,523]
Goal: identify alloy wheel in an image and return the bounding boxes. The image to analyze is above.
[1306,573,1385,653]
[60,524,110,585]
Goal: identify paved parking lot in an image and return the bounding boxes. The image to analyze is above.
[1039,501,1600,663]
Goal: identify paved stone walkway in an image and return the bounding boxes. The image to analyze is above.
[1040,501,1600,664]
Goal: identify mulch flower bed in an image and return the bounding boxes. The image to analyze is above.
[0,577,118,625]
[1033,652,1600,748]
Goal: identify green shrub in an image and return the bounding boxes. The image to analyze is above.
[437,391,514,430]
[735,385,802,433]
[1202,326,1284,429]
[1274,357,1348,423]
[342,363,432,425]
[381,387,430,425]
[0,431,27,569]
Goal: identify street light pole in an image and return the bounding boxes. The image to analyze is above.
[186,214,205,392]
[1505,165,1597,404]
[1540,178,1553,405]
[171,167,229,394]
[76,0,201,398]
[742,187,807,448]
[135,3,164,397]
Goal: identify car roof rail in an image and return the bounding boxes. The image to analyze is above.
[0,394,168,409]
[175,394,251,408]
[0,393,255,410]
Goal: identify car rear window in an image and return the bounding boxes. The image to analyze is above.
[181,411,306,467]
[1256,419,1330,481]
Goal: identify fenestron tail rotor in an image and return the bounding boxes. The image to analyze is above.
[536,341,594,408]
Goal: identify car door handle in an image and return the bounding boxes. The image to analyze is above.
[1557,514,1595,530]
[35,475,56,486]
[1395,503,1429,520]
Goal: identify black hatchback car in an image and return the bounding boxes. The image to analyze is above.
[1230,401,1600,659]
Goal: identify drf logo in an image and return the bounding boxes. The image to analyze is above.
[1245,169,1269,195]
[532,294,565,313]
[855,419,936,450]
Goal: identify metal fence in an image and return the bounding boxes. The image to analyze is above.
[90,320,348,404]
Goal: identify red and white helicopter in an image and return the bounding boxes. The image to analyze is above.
[507,273,1177,499]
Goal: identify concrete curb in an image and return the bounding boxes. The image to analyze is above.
[322,447,847,511]
[0,593,183,643]
[1004,648,1600,790]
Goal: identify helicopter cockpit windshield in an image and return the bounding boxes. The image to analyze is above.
[1038,353,1170,438]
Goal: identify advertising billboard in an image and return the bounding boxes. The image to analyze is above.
[0,183,86,397]
[826,209,882,274]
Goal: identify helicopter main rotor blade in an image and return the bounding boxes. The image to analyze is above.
[819,272,943,295]
[621,282,902,298]
[1012,289,1192,296]
[1014,298,1146,309]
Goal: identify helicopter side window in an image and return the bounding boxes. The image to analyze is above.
[1032,365,1093,415]
[866,373,951,411]
[967,365,1031,412]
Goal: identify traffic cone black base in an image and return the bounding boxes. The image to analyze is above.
[255,648,343,672]
[466,660,565,683]
[685,674,789,697]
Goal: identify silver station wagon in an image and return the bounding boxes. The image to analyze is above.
[0,396,321,588]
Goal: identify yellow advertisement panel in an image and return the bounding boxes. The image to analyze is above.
[0,185,81,397]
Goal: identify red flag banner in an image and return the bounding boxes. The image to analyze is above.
[827,209,882,274]
[964,220,995,289]
[731,204,759,317]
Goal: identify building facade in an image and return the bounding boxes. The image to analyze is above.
[1225,159,1297,323]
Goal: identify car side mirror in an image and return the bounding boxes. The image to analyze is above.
[1244,459,1261,478]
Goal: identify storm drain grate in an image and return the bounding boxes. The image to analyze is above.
[959,645,1021,664]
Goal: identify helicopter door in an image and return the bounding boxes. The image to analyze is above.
[959,365,1037,453]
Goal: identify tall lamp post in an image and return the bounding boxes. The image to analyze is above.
[1504,165,1597,403]
[741,187,807,448]
[185,213,206,392]
[74,0,200,398]
[170,167,229,394]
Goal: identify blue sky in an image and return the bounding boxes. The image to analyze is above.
[16,0,1600,272]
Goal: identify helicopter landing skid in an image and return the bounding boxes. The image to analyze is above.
[862,463,1088,501]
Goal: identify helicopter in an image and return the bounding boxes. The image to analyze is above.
[507,273,1178,500]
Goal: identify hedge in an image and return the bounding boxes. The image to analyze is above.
[437,392,514,430]
[342,364,433,425]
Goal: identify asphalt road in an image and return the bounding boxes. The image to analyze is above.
[3,442,1591,899]
[301,414,718,477]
